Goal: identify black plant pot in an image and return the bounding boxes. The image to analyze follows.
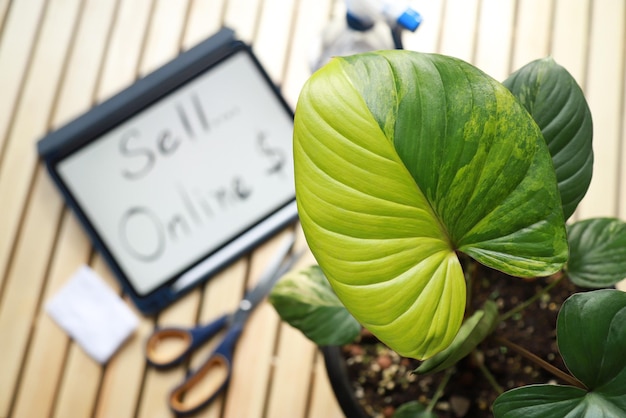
[321,345,369,418]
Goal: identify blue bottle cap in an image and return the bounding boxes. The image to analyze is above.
[396,9,422,32]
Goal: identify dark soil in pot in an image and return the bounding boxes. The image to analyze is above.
[325,263,585,418]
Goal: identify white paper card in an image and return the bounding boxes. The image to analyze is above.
[46,265,139,363]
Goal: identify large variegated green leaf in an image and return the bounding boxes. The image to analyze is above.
[294,51,568,359]
[503,57,593,220]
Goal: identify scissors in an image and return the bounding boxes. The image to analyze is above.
[145,232,301,416]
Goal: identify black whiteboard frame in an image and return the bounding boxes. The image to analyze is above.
[37,28,298,315]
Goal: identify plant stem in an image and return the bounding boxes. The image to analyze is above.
[464,257,480,317]
[493,336,586,390]
[499,272,565,322]
[426,367,455,413]
[465,267,473,316]
[472,351,503,394]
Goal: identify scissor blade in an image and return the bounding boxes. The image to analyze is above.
[235,232,300,319]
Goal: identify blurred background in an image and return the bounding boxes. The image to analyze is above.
[0,1,624,417]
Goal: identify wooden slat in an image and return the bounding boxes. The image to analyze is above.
[93,297,152,418]
[252,0,297,84]
[0,0,46,162]
[620,77,626,221]
[138,0,190,77]
[280,0,334,108]
[437,0,480,62]
[266,323,318,417]
[182,0,227,51]
[0,0,11,35]
[510,0,554,71]
[0,0,47,290]
[53,347,101,417]
[473,0,516,81]
[47,0,119,128]
[222,0,263,43]
[307,351,345,418]
[265,227,318,417]
[577,0,626,218]
[0,1,83,415]
[97,0,154,102]
[0,169,67,413]
[551,0,590,86]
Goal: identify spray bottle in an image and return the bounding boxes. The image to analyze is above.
[310,0,422,72]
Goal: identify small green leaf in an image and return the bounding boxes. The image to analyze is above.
[393,401,437,418]
[415,300,499,374]
[268,265,361,346]
[558,289,626,391]
[567,218,626,288]
[503,57,593,220]
[493,290,626,417]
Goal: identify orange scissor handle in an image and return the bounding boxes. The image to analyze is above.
[145,314,230,368]
[169,353,231,415]
[145,328,193,368]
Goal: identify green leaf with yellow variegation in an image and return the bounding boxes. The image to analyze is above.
[294,51,568,359]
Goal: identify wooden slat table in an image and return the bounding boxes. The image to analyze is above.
[0,1,624,417]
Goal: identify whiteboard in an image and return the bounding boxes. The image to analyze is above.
[55,49,295,297]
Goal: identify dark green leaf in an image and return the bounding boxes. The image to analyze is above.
[493,290,626,417]
[415,300,498,374]
[567,218,626,288]
[268,265,361,346]
[493,385,589,417]
[503,57,593,220]
[558,289,626,392]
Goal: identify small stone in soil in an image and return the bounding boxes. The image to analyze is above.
[383,405,395,418]
[377,354,392,369]
[450,396,471,417]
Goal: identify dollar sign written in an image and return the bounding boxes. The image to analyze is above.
[257,131,285,175]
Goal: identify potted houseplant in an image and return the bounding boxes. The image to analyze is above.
[269,50,626,417]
